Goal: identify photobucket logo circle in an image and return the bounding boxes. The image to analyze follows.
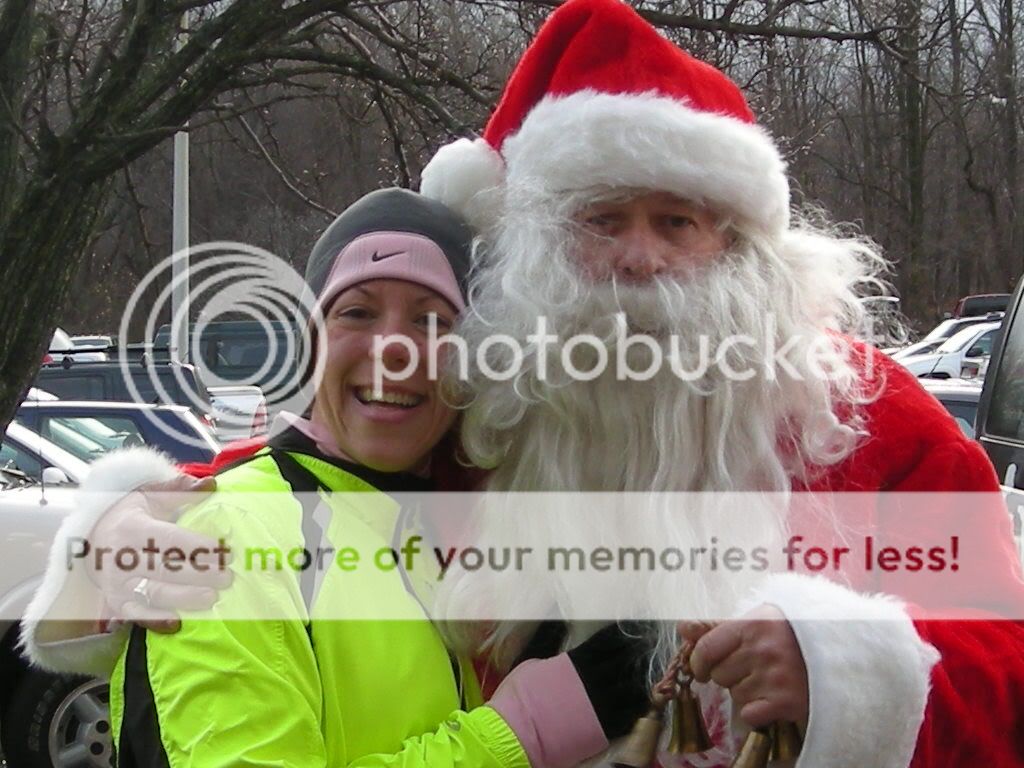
[118,242,323,449]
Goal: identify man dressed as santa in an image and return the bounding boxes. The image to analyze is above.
[417,0,1024,765]
[21,1,1024,766]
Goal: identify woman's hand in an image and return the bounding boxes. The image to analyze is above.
[678,604,808,732]
[87,474,230,632]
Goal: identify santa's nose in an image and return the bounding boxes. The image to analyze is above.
[609,229,669,282]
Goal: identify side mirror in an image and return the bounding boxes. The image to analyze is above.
[41,466,71,485]
[966,346,986,358]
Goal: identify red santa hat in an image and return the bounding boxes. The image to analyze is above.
[421,0,790,235]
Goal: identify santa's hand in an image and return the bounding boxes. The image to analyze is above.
[88,475,229,633]
[679,605,808,731]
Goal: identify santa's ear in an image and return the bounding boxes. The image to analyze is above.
[420,138,504,232]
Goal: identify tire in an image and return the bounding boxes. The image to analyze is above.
[1,670,112,767]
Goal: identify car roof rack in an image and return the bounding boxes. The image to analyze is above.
[43,343,182,369]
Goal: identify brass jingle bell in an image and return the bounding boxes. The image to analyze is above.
[769,721,803,764]
[666,678,712,754]
[730,728,772,768]
[612,707,665,768]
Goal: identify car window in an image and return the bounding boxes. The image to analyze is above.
[39,415,143,461]
[36,372,106,399]
[937,333,967,353]
[938,326,995,354]
[122,368,193,407]
[941,402,978,439]
[201,333,293,384]
[0,438,42,479]
[966,330,998,358]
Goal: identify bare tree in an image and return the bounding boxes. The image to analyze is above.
[7,0,1024,432]
[0,0,491,428]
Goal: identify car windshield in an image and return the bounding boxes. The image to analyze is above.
[38,415,145,462]
[922,320,962,342]
[0,464,35,490]
[898,340,943,357]
[0,436,43,480]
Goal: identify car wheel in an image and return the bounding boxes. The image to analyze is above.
[2,670,112,767]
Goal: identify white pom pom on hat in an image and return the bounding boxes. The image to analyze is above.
[420,137,505,233]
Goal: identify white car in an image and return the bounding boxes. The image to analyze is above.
[24,387,58,401]
[0,466,114,766]
[921,313,1003,343]
[70,334,113,350]
[888,313,1004,360]
[898,321,1002,379]
[209,384,268,441]
[48,328,106,363]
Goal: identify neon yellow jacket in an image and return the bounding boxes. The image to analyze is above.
[108,446,530,768]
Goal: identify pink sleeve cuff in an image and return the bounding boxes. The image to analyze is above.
[489,653,609,768]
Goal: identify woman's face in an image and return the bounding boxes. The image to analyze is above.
[312,279,458,473]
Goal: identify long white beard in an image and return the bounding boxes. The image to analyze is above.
[439,196,892,671]
[456,205,880,494]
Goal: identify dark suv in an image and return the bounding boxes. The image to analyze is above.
[32,358,215,423]
[154,320,300,393]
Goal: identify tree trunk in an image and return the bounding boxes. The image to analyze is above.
[0,0,34,222]
[948,0,972,300]
[897,0,926,313]
[998,0,1021,285]
[0,176,109,431]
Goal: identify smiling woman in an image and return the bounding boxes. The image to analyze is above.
[313,279,459,473]
[43,187,654,768]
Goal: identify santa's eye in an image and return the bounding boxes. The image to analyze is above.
[665,215,695,229]
[582,213,618,229]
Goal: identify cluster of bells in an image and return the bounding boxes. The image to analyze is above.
[612,647,803,768]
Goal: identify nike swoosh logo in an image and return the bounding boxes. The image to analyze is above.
[371,250,405,262]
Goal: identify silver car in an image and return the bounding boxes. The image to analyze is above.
[0,442,113,767]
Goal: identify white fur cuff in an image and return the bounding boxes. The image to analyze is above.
[19,448,180,678]
[745,574,939,768]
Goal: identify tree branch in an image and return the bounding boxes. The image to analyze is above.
[236,113,339,219]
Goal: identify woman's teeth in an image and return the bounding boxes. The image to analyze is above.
[355,387,423,408]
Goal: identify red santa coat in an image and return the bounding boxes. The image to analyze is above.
[766,344,1024,768]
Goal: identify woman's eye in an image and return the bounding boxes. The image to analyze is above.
[585,214,614,229]
[335,306,372,321]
